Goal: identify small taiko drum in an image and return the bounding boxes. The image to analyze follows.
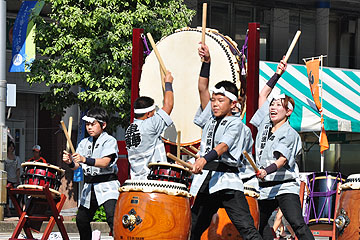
[201,184,260,240]
[147,162,192,187]
[113,180,192,240]
[18,162,65,197]
[335,174,360,239]
[305,172,345,226]
[140,27,242,146]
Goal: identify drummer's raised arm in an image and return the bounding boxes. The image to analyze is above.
[258,56,287,108]
[161,71,174,115]
[198,43,211,110]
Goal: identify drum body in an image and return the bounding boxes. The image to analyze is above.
[140,27,242,145]
[305,172,345,225]
[147,162,192,187]
[113,180,191,240]
[200,185,260,240]
[20,162,65,190]
[335,174,360,239]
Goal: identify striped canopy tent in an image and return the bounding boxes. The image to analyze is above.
[259,61,360,133]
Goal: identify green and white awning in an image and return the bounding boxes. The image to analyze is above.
[259,61,360,133]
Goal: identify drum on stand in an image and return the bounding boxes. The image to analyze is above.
[18,162,65,198]
[335,174,360,239]
[140,27,242,146]
[305,172,346,227]
[113,180,192,240]
[200,184,260,240]
[147,162,192,188]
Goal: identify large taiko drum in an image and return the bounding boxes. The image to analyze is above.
[335,174,360,239]
[140,27,242,146]
[201,184,260,240]
[147,162,192,187]
[305,172,346,226]
[113,180,192,240]
[18,162,65,197]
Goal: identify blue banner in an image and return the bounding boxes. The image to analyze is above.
[9,1,44,72]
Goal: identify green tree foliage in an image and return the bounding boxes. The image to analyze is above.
[28,0,195,129]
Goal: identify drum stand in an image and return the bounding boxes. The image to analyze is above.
[298,181,341,240]
[6,183,69,240]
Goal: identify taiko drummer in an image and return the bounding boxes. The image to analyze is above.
[189,43,262,240]
[63,107,120,240]
[250,58,314,240]
[125,71,174,179]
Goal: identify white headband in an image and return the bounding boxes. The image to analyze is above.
[82,115,104,123]
[210,87,238,102]
[272,94,294,110]
[134,105,155,114]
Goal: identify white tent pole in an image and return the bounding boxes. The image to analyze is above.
[320,55,324,172]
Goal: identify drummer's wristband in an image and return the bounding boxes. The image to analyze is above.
[67,161,75,168]
[203,149,218,163]
[266,73,280,89]
[165,82,173,92]
[85,157,96,166]
[264,163,278,175]
[200,61,210,78]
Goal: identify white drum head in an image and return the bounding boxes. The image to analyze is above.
[140,27,241,145]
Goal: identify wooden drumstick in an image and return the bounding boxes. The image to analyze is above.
[147,32,167,75]
[201,3,207,62]
[177,131,181,158]
[243,151,260,175]
[167,152,193,170]
[201,3,207,45]
[66,117,73,153]
[189,145,199,153]
[276,30,301,74]
[60,120,76,154]
[180,147,198,159]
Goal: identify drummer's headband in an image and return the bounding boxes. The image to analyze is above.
[82,115,104,123]
[210,87,238,102]
[134,105,156,114]
[272,94,294,110]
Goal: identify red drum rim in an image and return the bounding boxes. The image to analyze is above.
[21,162,65,176]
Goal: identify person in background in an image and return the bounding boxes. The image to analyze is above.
[27,145,47,163]
[5,140,21,216]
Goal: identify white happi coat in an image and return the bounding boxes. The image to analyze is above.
[125,109,173,180]
[250,100,302,200]
[190,102,245,196]
[77,132,120,208]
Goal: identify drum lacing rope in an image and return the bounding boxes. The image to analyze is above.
[305,172,343,224]
[240,30,248,76]
[141,33,151,56]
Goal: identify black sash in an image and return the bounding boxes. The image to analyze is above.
[203,161,239,173]
[84,174,118,183]
[259,178,296,188]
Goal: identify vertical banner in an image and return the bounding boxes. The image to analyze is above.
[305,59,321,111]
[320,118,329,153]
[9,1,44,72]
[305,58,329,153]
